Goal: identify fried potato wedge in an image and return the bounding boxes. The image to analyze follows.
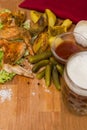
[29,13,47,36]
[33,32,49,53]
[48,25,66,36]
[30,10,42,23]
[45,9,57,27]
[61,19,72,31]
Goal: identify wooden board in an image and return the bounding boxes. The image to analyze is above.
[0,0,87,130]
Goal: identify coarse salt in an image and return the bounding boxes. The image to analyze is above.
[0,88,12,103]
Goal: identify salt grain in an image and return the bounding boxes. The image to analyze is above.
[32,92,36,96]
[0,88,12,103]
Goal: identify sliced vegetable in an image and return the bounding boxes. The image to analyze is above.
[23,19,30,30]
[28,50,52,63]
[45,9,56,27]
[0,50,4,67]
[32,60,49,73]
[50,57,57,65]
[45,64,52,87]
[0,70,15,84]
[52,66,61,90]
[61,19,72,31]
[56,64,64,75]
[16,58,24,65]
[36,69,45,79]
[48,26,66,36]
[29,13,47,36]
[0,9,11,14]
[48,36,56,46]
[33,32,49,53]
[30,10,41,23]
[0,22,3,29]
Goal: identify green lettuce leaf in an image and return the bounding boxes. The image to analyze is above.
[0,70,16,83]
[0,50,4,67]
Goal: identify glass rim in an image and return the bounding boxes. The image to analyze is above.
[65,51,87,91]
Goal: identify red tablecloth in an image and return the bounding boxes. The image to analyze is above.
[19,0,87,23]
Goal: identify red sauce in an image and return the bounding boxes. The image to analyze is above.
[55,41,81,60]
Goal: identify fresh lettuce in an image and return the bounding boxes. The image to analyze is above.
[16,58,24,65]
[0,50,4,67]
[0,9,11,14]
[0,70,16,83]
[0,22,3,29]
[23,20,30,30]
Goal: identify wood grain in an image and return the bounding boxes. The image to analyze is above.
[0,1,87,130]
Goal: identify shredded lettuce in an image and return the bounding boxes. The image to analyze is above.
[16,58,24,65]
[24,49,29,57]
[0,50,4,67]
[0,9,11,14]
[16,50,29,65]
[0,50,16,83]
[23,19,30,30]
[0,22,3,29]
[0,70,16,83]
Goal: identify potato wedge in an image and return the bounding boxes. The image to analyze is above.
[29,13,47,36]
[33,32,49,53]
[61,19,72,31]
[45,9,56,27]
[30,10,41,23]
[48,25,66,36]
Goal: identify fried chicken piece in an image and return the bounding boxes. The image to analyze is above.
[0,39,26,64]
[0,9,12,23]
[0,26,26,39]
[0,26,34,55]
[3,63,34,78]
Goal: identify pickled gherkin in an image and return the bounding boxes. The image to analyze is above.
[32,60,49,73]
[52,66,61,90]
[50,57,57,65]
[36,69,45,79]
[56,64,64,75]
[45,64,52,87]
[28,50,52,64]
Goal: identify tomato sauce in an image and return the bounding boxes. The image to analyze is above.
[55,41,81,60]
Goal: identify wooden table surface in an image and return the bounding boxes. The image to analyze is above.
[0,0,87,130]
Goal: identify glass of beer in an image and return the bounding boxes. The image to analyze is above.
[62,51,87,115]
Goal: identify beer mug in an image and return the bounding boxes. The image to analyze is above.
[62,51,87,115]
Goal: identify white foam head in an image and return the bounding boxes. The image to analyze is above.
[64,51,87,96]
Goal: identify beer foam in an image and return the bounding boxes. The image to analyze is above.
[64,51,87,96]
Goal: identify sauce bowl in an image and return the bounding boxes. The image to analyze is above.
[51,32,87,64]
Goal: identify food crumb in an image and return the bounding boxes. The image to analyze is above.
[37,82,40,86]
[27,81,30,85]
[32,92,36,96]
[44,88,52,94]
